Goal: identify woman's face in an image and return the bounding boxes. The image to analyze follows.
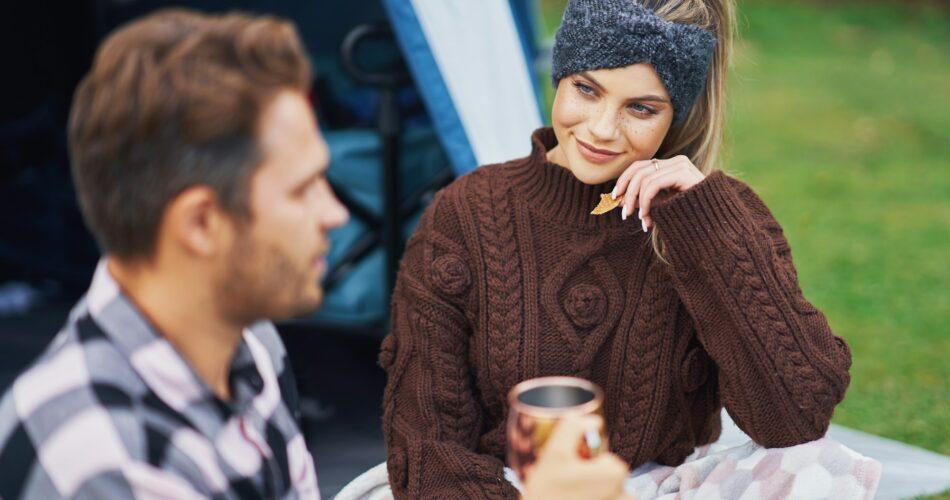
[549,63,675,185]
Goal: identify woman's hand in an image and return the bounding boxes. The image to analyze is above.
[611,155,705,232]
[521,415,633,500]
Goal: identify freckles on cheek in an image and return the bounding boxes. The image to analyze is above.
[620,120,665,154]
[553,94,587,129]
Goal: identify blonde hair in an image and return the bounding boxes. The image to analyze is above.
[638,0,736,261]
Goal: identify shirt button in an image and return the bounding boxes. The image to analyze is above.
[249,373,264,391]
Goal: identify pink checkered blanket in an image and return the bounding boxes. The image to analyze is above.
[622,437,881,499]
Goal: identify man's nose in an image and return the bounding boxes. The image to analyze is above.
[321,193,349,230]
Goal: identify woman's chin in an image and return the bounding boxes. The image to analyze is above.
[568,160,621,186]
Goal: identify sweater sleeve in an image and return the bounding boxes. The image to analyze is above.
[650,171,852,448]
[379,190,519,499]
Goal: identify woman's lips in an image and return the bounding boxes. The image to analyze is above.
[575,138,621,164]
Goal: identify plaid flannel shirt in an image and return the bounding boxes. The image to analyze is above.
[0,260,319,499]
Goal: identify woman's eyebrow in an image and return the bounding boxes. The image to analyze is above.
[630,95,670,103]
[577,71,670,103]
[578,71,605,91]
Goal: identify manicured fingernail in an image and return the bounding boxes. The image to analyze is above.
[611,187,618,199]
[621,205,628,220]
[637,208,642,220]
[642,220,648,233]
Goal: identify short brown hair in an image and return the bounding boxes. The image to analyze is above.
[68,8,311,259]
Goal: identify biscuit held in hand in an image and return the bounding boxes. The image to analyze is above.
[591,193,622,215]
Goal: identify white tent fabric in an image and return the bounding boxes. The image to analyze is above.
[410,0,543,167]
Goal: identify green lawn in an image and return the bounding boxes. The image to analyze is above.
[539,0,949,455]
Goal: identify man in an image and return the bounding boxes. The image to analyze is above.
[0,9,628,499]
[0,9,346,498]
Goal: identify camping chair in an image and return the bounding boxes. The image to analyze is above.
[285,21,454,338]
[326,22,453,336]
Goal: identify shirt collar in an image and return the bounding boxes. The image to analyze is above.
[85,258,266,419]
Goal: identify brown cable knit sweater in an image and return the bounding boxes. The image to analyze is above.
[379,128,852,499]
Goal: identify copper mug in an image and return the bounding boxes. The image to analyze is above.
[506,376,607,482]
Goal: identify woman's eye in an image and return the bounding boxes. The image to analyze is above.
[628,103,656,115]
[573,82,595,95]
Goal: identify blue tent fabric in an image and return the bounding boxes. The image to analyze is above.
[508,0,546,119]
[508,0,541,63]
[381,0,479,175]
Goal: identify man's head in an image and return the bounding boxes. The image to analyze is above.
[69,9,348,322]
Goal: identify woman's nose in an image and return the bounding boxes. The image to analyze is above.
[587,106,619,142]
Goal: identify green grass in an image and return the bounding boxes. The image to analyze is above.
[539,1,949,455]
[916,490,950,500]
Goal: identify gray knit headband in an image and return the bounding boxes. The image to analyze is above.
[551,0,717,124]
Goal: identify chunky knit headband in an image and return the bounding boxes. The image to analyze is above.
[551,0,717,124]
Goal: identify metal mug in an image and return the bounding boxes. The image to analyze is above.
[506,376,607,482]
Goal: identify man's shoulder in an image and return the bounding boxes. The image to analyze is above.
[0,321,160,497]
[1,317,145,420]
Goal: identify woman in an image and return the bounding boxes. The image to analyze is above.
[379,0,874,498]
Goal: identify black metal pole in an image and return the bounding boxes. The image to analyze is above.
[379,87,401,298]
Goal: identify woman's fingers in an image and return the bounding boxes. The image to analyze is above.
[613,157,704,227]
[638,168,681,230]
[617,159,672,221]
[611,166,633,200]
[541,414,603,461]
[610,155,703,231]
[621,167,652,220]
[612,160,651,200]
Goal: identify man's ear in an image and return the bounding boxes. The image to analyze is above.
[162,185,233,258]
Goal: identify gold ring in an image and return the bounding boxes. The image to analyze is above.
[651,159,660,172]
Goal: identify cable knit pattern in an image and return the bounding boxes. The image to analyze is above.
[540,237,624,373]
[612,261,678,463]
[472,169,526,411]
[430,254,472,296]
[564,284,607,329]
[721,231,835,432]
[381,189,518,499]
[651,167,852,446]
[380,128,852,498]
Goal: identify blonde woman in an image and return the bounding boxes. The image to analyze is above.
[379,0,879,498]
